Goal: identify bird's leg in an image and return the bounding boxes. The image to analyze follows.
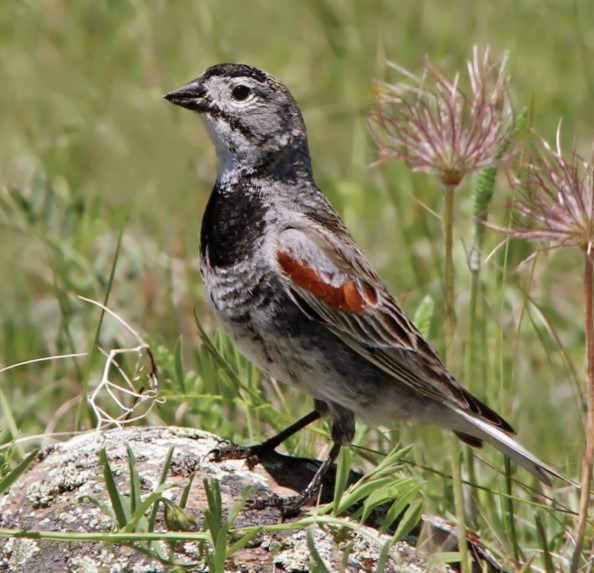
[211,408,322,467]
[251,409,322,456]
[249,403,355,517]
[249,441,342,517]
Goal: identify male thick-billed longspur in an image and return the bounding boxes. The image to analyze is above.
[164,63,567,513]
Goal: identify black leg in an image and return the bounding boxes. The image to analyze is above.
[251,409,322,455]
[212,409,322,462]
[250,404,355,517]
[248,441,342,517]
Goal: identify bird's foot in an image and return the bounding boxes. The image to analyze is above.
[246,491,311,518]
[210,441,269,470]
[246,464,326,517]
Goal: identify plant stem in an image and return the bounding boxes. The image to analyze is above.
[443,182,470,573]
[571,248,594,573]
[464,253,480,528]
[464,257,481,386]
[443,184,456,362]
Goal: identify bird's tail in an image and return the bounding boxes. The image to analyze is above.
[451,408,576,487]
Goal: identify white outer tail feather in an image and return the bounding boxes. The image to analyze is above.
[454,408,576,487]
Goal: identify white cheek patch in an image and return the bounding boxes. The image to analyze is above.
[201,115,243,174]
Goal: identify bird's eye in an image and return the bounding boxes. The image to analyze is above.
[231,85,251,101]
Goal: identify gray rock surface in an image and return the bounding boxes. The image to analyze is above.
[0,426,443,572]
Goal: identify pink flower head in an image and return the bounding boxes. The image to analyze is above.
[510,131,594,253]
[371,47,515,187]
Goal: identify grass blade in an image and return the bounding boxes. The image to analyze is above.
[174,336,186,393]
[0,449,38,494]
[147,446,174,532]
[306,529,331,573]
[332,446,352,515]
[99,448,128,529]
[127,444,141,516]
[392,498,424,540]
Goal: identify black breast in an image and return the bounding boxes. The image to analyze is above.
[200,180,268,268]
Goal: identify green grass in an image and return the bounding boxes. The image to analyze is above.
[1,0,593,569]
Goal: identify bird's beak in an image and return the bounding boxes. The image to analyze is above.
[163,78,209,112]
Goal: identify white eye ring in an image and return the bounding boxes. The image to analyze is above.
[231,85,252,102]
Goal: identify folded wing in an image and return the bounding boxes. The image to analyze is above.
[275,224,513,435]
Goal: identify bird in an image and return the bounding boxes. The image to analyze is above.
[164,63,569,514]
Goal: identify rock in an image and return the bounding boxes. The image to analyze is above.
[0,426,501,572]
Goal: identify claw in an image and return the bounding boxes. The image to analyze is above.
[209,442,264,473]
[246,492,310,518]
[210,442,254,462]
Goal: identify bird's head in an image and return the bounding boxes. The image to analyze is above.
[165,63,309,174]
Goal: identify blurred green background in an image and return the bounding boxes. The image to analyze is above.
[1,0,593,563]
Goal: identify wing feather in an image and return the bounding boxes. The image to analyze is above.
[276,223,514,434]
